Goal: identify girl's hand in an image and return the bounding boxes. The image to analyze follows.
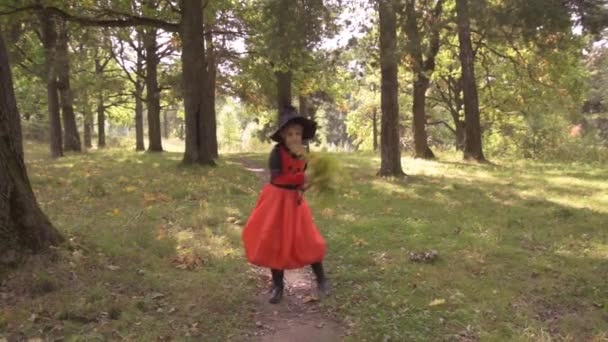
[289,144,307,158]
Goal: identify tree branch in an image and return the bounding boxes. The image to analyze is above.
[427,120,457,134]
[3,5,180,32]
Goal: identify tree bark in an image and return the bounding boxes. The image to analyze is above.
[83,89,92,148]
[163,110,169,139]
[455,0,486,161]
[299,95,309,118]
[143,27,163,152]
[96,91,105,148]
[372,107,378,152]
[39,11,63,158]
[205,29,218,158]
[276,0,292,119]
[56,20,81,152]
[276,71,292,118]
[449,75,466,150]
[404,0,443,159]
[94,58,106,148]
[0,31,63,265]
[378,0,405,177]
[135,80,145,151]
[181,0,214,165]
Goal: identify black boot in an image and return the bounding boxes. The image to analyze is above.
[269,269,284,304]
[311,262,330,296]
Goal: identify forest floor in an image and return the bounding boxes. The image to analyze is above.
[1,141,608,341]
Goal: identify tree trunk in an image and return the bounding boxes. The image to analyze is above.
[404,0,443,159]
[181,0,214,165]
[143,27,163,152]
[449,75,466,151]
[83,89,92,148]
[0,31,63,265]
[39,12,63,158]
[94,58,106,148]
[56,20,81,152]
[299,94,309,117]
[372,107,378,152]
[135,81,145,151]
[276,0,292,119]
[412,78,435,158]
[97,92,105,148]
[163,111,169,139]
[135,47,145,151]
[378,0,405,177]
[205,29,218,158]
[276,71,292,118]
[455,0,486,161]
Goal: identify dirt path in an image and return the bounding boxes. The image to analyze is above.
[235,157,343,342]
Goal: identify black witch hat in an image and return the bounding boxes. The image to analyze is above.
[270,105,317,142]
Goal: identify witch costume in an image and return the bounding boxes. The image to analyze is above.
[242,106,328,304]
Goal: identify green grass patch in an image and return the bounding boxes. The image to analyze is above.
[2,143,607,340]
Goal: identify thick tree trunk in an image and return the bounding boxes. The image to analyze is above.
[276,71,292,118]
[299,95,309,118]
[205,30,218,158]
[404,0,443,159]
[56,21,81,152]
[455,0,486,161]
[412,78,435,158]
[39,12,63,158]
[0,32,63,265]
[143,28,163,152]
[378,0,405,177]
[181,0,214,165]
[276,0,292,119]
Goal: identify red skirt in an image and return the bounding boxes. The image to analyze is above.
[242,184,326,269]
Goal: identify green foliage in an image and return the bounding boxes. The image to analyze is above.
[306,152,344,196]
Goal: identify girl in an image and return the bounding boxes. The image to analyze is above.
[242,105,329,304]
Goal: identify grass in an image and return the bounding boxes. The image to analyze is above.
[2,143,608,341]
[310,152,608,341]
[1,142,261,341]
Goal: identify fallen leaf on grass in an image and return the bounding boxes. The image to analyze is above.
[124,185,138,193]
[150,292,165,300]
[156,225,168,240]
[429,298,446,306]
[352,238,368,247]
[172,253,204,270]
[303,295,319,303]
[321,208,335,218]
[143,192,172,206]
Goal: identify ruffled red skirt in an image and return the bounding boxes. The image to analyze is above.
[242,184,326,269]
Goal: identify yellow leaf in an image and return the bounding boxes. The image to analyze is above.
[124,185,137,193]
[112,208,120,216]
[321,208,335,218]
[303,295,319,303]
[429,298,446,306]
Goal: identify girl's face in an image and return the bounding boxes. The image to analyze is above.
[281,124,303,147]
